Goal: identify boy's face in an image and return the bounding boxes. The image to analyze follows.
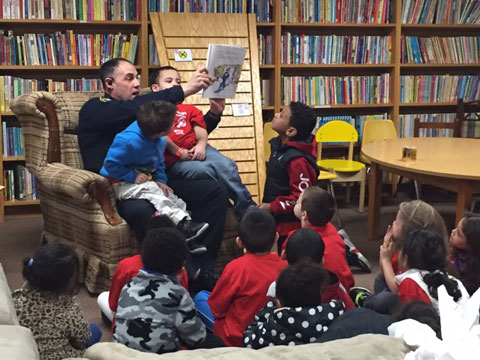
[151,69,182,92]
[271,105,296,137]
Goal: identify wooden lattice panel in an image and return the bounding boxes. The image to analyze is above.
[150,12,265,201]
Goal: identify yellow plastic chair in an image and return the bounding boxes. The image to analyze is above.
[263,122,278,161]
[360,119,398,163]
[316,121,366,212]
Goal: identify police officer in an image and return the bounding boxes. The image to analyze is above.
[78,57,229,290]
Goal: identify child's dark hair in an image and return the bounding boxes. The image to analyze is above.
[137,100,176,137]
[285,228,325,264]
[141,228,188,274]
[301,187,335,226]
[392,301,441,339]
[460,215,480,293]
[403,228,462,302]
[148,66,178,87]
[238,208,276,253]
[22,243,79,295]
[289,101,317,141]
[276,261,326,308]
[99,57,131,89]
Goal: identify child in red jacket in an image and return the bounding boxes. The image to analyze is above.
[197,209,287,346]
[258,102,318,250]
[286,186,354,291]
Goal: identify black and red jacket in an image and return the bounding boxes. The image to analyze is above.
[263,135,318,236]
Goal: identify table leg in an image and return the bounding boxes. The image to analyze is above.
[367,162,383,240]
[455,180,472,226]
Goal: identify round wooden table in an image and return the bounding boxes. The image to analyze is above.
[361,137,480,239]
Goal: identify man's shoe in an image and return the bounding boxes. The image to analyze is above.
[339,229,372,273]
[188,239,207,255]
[190,269,219,295]
[349,286,373,307]
[177,219,209,242]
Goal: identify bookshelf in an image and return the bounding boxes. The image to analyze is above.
[1,0,479,220]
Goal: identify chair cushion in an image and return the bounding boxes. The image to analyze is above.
[0,264,19,326]
[0,325,39,360]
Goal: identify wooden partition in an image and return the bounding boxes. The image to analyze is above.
[150,12,265,202]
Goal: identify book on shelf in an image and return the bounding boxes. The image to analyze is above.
[401,75,480,104]
[402,0,480,24]
[282,0,393,24]
[203,44,247,99]
[3,165,38,202]
[281,33,392,65]
[2,123,24,157]
[1,0,140,21]
[258,34,272,65]
[0,30,138,66]
[261,78,271,106]
[398,113,457,138]
[282,74,390,106]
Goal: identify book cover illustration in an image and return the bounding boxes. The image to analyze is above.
[203,44,247,99]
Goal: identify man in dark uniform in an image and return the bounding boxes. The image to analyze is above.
[78,57,229,289]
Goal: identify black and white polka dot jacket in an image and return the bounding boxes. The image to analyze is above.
[243,299,345,349]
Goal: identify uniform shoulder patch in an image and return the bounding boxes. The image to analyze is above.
[99,97,112,102]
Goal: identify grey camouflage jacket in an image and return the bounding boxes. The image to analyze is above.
[113,270,206,354]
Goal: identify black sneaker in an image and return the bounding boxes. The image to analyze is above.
[188,239,207,255]
[177,218,209,242]
[349,286,373,307]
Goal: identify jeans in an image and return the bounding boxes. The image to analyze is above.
[168,147,255,217]
[116,179,229,278]
[86,323,102,347]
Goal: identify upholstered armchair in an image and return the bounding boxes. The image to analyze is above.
[10,91,242,294]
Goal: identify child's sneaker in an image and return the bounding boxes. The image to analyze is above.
[349,286,373,307]
[187,239,208,255]
[338,229,372,273]
[177,218,209,242]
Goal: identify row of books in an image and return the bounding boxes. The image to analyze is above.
[282,0,393,24]
[258,34,273,65]
[315,113,389,140]
[398,113,457,138]
[0,30,138,66]
[401,36,480,64]
[1,0,140,20]
[148,0,251,14]
[401,0,480,24]
[2,123,23,157]
[0,76,103,111]
[281,34,391,65]
[148,34,160,66]
[400,75,480,103]
[3,165,38,202]
[282,74,390,106]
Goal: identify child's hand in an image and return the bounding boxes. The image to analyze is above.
[134,172,149,184]
[383,224,394,247]
[380,240,395,262]
[188,143,206,160]
[209,98,225,115]
[156,182,173,196]
[179,150,193,161]
[257,203,272,213]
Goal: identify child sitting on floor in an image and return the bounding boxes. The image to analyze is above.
[195,208,287,346]
[149,66,256,217]
[286,186,354,291]
[97,215,189,326]
[268,227,354,310]
[100,100,208,254]
[12,243,102,360]
[395,227,469,312]
[449,215,480,295]
[113,227,223,353]
[243,261,345,348]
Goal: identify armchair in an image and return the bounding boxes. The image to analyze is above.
[10,91,242,294]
